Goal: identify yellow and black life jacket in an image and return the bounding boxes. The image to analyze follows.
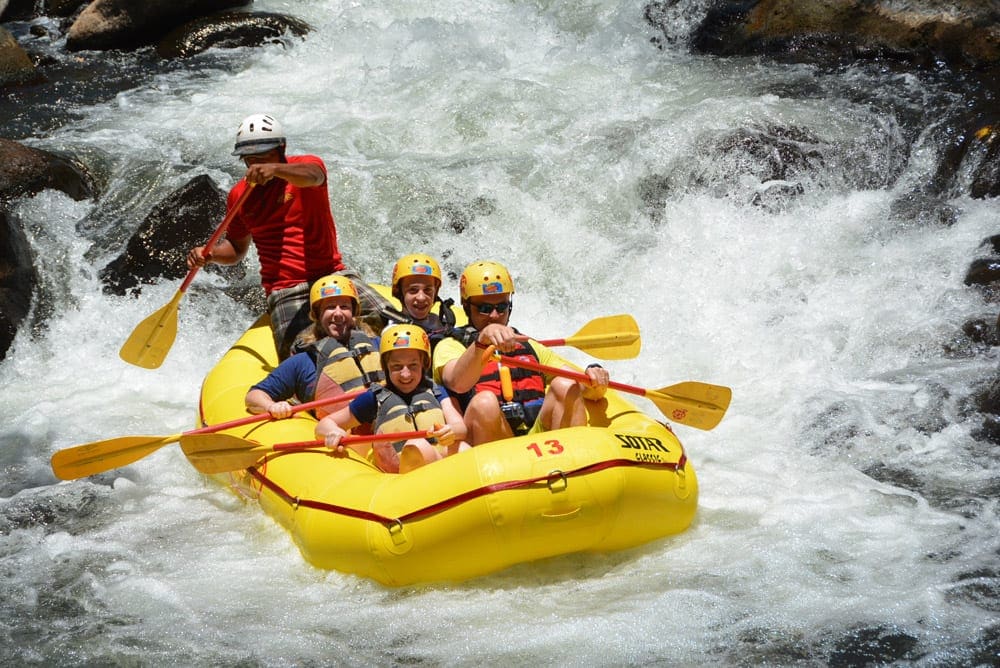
[372,382,444,450]
[311,331,383,417]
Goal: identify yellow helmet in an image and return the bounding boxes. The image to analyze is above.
[390,254,442,298]
[379,324,432,369]
[309,274,359,319]
[459,261,514,302]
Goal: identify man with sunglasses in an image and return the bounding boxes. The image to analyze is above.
[432,260,609,445]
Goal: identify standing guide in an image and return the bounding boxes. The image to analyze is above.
[186,113,392,359]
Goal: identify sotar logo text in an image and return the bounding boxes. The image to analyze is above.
[615,434,669,452]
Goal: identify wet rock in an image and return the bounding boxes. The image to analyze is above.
[65,0,250,52]
[964,258,1000,287]
[972,414,1000,446]
[656,124,827,204]
[973,374,1000,415]
[156,11,312,59]
[827,624,921,665]
[946,567,1000,612]
[967,623,1000,665]
[99,174,227,295]
[983,234,1000,256]
[417,196,496,235]
[637,173,675,224]
[962,318,1000,346]
[970,125,1000,199]
[0,0,36,21]
[0,138,96,203]
[1,0,87,20]
[0,210,37,362]
[750,179,804,212]
[222,282,266,315]
[688,0,1000,70]
[888,192,959,228]
[0,480,114,534]
[929,121,1000,200]
[0,26,38,87]
[50,0,88,18]
[862,463,924,496]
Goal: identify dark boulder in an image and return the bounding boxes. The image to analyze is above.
[0,138,96,203]
[1,0,86,20]
[929,121,1000,199]
[157,11,312,59]
[963,318,1000,347]
[965,258,1000,287]
[99,174,228,295]
[66,0,250,52]
[687,0,1000,70]
[0,26,38,87]
[0,209,37,361]
[0,0,39,21]
[970,125,1000,199]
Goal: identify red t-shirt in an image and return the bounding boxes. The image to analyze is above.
[227,155,345,294]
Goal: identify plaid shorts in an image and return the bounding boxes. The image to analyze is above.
[266,282,312,361]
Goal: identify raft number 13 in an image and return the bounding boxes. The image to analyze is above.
[526,439,564,457]
[525,434,670,461]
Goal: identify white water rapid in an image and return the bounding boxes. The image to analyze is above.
[3,1,999,664]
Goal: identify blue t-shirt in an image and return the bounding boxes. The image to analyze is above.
[250,350,318,401]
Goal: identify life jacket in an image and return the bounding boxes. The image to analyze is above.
[453,335,546,435]
[372,382,445,451]
[310,331,383,417]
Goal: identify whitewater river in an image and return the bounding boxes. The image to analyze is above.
[3,1,999,664]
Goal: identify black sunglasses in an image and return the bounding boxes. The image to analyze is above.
[472,301,512,315]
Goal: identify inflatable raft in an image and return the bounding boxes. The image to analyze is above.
[193,313,699,586]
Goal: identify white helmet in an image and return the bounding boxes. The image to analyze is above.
[231,113,287,156]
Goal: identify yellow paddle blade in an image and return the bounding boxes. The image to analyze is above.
[180,433,278,474]
[564,314,641,360]
[118,290,183,369]
[50,434,180,480]
[646,382,732,431]
[536,314,642,360]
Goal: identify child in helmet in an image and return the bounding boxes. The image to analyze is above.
[315,324,469,473]
[381,253,456,349]
[245,274,382,419]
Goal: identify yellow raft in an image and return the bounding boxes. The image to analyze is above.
[194,315,698,586]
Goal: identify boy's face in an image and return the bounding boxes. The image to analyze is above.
[386,348,424,393]
[400,276,438,320]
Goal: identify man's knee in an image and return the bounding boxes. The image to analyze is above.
[466,391,501,419]
[547,376,579,402]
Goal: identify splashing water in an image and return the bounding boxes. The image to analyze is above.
[2,1,999,664]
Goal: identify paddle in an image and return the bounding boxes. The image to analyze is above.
[180,430,431,474]
[497,354,732,431]
[534,314,641,360]
[119,185,255,369]
[50,389,363,481]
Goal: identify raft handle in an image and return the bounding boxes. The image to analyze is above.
[547,470,568,492]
